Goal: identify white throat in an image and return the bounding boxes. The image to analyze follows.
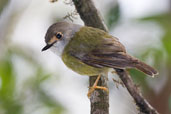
[50,40,69,57]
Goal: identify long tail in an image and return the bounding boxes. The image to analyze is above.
[131,58,158,77]
[117,53,159,77]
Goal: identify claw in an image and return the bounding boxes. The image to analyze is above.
[87,75,109,98]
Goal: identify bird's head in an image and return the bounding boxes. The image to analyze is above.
[42,21,81,55]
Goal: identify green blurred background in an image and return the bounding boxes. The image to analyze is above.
[0,0,170,114]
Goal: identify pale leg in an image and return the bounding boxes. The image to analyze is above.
[87,75,109,98]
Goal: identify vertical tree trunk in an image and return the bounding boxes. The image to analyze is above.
[72,0,109,114]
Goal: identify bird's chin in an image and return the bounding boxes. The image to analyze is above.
[50,46,63,57]
[50,40,68,57]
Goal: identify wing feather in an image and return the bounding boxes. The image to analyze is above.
[70,37,132,69]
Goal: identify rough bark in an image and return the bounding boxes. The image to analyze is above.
[115,69,159,114]
[72,0,159,114]
[89,76,109,114]
[72,0,109,114]
[72,0,108,32]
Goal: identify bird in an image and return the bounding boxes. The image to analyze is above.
[42,21,158,97]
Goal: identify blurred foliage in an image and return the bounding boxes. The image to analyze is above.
[133,14,171,114]
[0,0,9,14]
[143,13,171,62]
[0,1,65,113]
[24,68,64,114]
[0,47,64,114]
[0,54,22,114]
[105,4,120,29]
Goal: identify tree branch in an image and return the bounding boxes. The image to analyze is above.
[115,69,159,114]
[72,0,159,114]
[72,0,108,32]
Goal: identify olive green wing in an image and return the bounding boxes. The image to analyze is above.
[70,37,158,76]
[70,36,128,69]
[95,37,126,53]
[65,26,126,59]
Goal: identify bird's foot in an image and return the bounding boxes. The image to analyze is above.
[87,85,109,98]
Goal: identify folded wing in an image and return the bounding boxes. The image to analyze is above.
[71,37,158,76]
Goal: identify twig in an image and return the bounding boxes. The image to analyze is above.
[112,78,125,88]
[72,0,159,114]
[63,10,78,22]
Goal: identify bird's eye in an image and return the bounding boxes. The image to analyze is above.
[55,32,63,39]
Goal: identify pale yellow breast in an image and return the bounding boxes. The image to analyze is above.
[62,52,108,76]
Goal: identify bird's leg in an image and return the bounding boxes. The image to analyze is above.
[87,75,109,98]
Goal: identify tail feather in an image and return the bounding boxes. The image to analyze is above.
[133,60,158,77]
[123,54,158,77]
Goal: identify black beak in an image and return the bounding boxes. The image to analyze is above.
[41,44,53,51]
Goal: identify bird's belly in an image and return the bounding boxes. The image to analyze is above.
[62,53,107,76]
